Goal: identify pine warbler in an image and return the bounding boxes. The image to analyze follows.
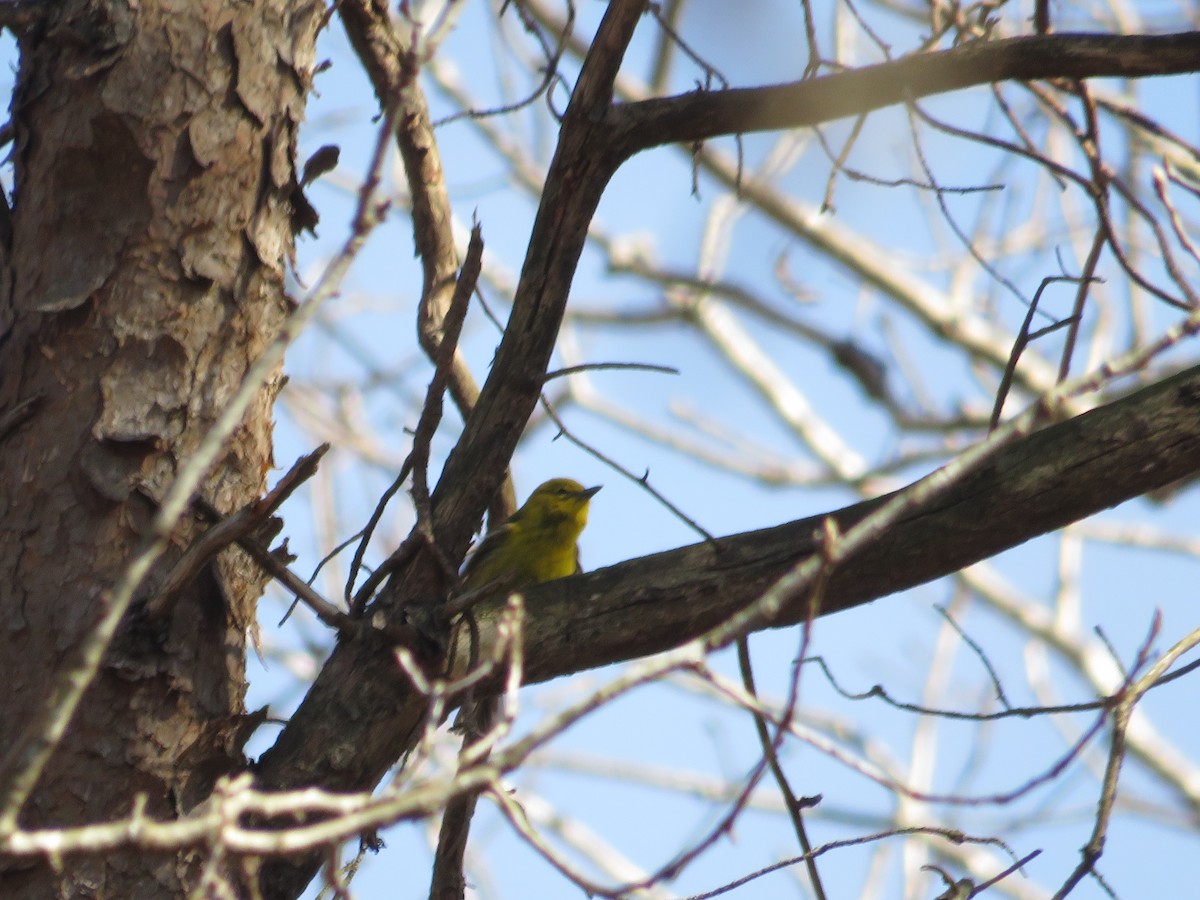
[451,479,599,738]
[459,477,601,592]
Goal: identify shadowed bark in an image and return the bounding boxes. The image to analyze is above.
[0,2,322,896]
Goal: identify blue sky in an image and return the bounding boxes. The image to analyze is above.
[235,4,1200,898]
[5,1,1197,898]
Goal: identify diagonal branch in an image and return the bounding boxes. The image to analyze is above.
[608,32,1200,156]
[457,360,1200,690]
[255,4,650,897]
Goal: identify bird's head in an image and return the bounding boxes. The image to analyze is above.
[520,478,602,529]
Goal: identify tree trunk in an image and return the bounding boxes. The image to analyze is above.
[0,1,321,895]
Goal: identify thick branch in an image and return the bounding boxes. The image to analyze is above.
[420,0,647,548]
[255,4,649,897]
[610,32,1200,155]
[476,362,1200,684]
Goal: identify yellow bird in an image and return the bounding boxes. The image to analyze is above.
[458,477,601,592]
[452,478,600,738]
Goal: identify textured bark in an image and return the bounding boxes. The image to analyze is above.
[0,1,321,896]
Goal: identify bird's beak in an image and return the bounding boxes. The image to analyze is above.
[581,485,602,499]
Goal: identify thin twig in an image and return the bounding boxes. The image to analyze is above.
[737,639,827,900]
[145,444,330,620]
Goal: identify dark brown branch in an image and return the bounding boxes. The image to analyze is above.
[608,32,1200,157]
[0,0,50,35]
[470,361,1200,688]
[414,0,646,556]
[1035,1,1051,35]
[254,9,649,900]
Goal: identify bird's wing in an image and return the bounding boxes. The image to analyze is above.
[460,521,518,586]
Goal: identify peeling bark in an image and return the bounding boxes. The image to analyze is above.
[0,2,322,896]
